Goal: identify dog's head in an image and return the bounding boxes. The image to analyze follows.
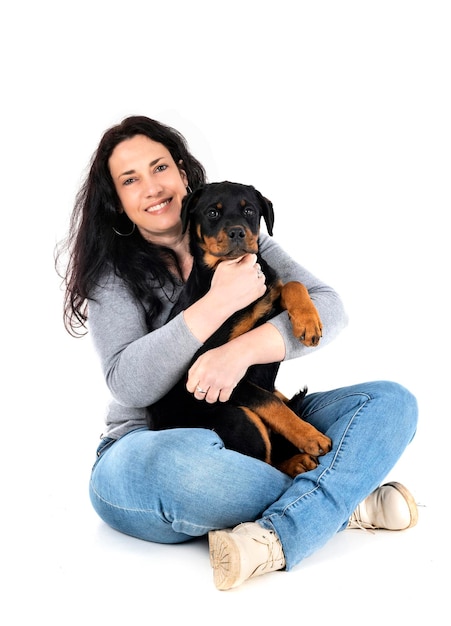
[181,181,274,269]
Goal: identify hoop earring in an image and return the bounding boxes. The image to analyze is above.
[112,222,136,237]
[186,186,193,194]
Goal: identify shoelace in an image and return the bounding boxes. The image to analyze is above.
[253,531,285,575]
[348,506,376,533]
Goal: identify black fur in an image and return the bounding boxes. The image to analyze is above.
[146,182,330,473]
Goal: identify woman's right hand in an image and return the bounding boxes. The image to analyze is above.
[208,253,267,314]
[183,253,267,343]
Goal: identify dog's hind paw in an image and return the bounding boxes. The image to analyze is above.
[276,453,319,477]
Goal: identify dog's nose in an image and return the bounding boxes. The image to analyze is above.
[228,226,246,241]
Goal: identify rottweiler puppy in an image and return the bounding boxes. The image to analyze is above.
[147,181,332,476]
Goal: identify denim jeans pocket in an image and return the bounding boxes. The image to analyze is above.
[91,437,116,470]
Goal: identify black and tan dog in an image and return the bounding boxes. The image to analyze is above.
[147,181,332,476]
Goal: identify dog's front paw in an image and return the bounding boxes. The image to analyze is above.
[280,281,323,347]
[277,453,319,477]
[290,310,323,347]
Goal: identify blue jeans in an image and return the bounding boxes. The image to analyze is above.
[89,380,417,570]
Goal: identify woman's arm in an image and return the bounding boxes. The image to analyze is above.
[88,273,202,408]
[186,322,286,403]
[89,236,346,408]
[88,254,267,408]
[183,253,266,342]
[259,233,348,359]
[186,234,348,403]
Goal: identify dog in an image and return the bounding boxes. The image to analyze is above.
[147,181,332,477]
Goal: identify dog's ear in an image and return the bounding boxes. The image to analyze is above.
[255,189,275,236]
[180,186,205,233]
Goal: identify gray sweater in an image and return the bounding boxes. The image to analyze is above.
[88,233,348,439]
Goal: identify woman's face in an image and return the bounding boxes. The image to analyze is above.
[109,134,188,242]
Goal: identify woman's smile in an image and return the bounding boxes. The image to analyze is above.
[145,198,171,214]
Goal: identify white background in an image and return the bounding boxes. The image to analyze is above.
[1,1,449,623]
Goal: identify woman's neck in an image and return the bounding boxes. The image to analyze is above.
[159,231,193,281]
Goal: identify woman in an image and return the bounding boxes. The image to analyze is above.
[56,115,418,591]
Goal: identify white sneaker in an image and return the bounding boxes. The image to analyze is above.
[208,522,285,591]
[348,482,418,531]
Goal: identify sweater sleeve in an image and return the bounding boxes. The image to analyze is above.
[88,239,348,408]
[88,273,203,408]
[258,233,348,360]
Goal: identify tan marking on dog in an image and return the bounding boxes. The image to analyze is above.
[228,282,282,340]
[241,407,272,464]
[201,229,258,257]
[247,394,332,458]
[273,389,290,403]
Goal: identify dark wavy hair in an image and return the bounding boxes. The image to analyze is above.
[55,116,207,336]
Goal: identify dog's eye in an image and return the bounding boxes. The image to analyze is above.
[242,206,255,217]
[207,208,221,220]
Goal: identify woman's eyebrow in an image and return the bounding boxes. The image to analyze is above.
[119,157,164,178]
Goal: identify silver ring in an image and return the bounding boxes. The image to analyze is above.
[257,270,263,278]
[196,386,207,394]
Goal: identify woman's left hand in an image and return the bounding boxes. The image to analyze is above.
[186,342,249,403]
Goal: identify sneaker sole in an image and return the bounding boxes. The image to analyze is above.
[384,481,419,528]
[208,530,241,591]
